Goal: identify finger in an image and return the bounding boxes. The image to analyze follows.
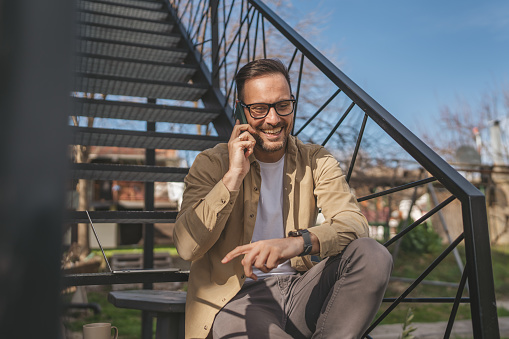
[231,122,253,139]
[248,272,258,280]
[221,244,253,263]
[265,251,281,271]
[246,125,257,135]
[236,141,256,154]
[230,122,246,141]
[253,248,270,271]
[244,141,256,158]
[241,256,255,279]
[239,131,256,144]
[241,246,262,278]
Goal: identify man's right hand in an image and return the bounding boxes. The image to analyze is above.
[222,120,256,191]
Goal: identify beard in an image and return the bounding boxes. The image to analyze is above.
[252,124,289,153]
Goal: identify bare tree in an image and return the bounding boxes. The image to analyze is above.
[420,86,509,163]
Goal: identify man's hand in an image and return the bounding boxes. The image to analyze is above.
[221,237,304,280]
[223,120,257,191]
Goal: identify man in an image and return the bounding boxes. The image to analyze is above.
[174,59,392,339]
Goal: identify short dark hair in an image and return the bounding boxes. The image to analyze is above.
[235,59,292,101]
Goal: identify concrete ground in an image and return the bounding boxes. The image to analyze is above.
[370,317,509,338]
[66,317,509,338]
[371,300,509,338]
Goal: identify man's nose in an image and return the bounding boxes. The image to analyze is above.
[264,106,280,125]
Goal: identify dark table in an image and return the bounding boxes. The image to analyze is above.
[108,290,186,339]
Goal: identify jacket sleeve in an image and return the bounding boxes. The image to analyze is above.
[307,147,369,258]
[173,150,239,261]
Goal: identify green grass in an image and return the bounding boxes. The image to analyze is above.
[374,244,509,325]
[91,245,179,259]
[63,288,144,339]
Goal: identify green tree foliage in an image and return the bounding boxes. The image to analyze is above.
[398,219,442,254]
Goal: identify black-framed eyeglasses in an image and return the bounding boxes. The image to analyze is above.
[240,96,296,119]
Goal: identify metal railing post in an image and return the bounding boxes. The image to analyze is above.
[461,195,499,338]
[210,0,220,88]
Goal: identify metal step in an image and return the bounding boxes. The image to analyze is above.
[83,0,165,11]
[71,163,189,182]
[71,126,227,150]
[77,38,188,63]
[79,0,169,21]
[78,10,174,33]
[73,97,221,124]
[67,210,178,223]
[74,73,208,101]
[78,23,181,48]
[76,55,197,83]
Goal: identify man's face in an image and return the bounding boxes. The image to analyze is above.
[242,73,293,163]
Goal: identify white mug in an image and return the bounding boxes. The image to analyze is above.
[83,322,118,339]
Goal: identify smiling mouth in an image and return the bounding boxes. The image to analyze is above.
[261,127,283,135]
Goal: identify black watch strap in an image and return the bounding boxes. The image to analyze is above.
[288,229,313,256]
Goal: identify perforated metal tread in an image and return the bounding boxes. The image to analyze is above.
[77,38,188,63]
[71,163,189,182]
[71,126,227,150]
[78,23,181,47]
[84,0,165,11]
[67,210,178,223]
[73,97,221,124]
[78,10,174,33]
[76,55,197,83]
[79,0,169,21]
[75,73,208,101]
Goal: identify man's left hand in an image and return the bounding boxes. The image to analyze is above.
[221,237,304,280]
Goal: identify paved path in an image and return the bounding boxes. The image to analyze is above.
[370,317,509,338]
[66,318,509,339]
[67,300,509,338]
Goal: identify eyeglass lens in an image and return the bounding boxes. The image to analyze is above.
[249,100,294,118]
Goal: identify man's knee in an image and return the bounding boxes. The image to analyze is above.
[346,238,393,283]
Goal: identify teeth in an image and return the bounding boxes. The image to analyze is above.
[262,127,282,134]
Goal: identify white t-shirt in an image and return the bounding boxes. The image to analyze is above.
[250,155,297,280]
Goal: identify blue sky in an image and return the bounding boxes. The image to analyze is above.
[291,0,509,134]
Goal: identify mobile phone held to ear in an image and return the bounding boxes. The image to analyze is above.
[234,101,248,124]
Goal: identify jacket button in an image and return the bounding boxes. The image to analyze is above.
[221,199,226,204]
[204,325,208,330]
[254,187,258,191]
[249,214,254,218]
[222,298,226,302]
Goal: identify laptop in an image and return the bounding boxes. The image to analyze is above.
[86,210,180,274]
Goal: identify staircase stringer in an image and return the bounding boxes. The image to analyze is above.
[165,0,234,138]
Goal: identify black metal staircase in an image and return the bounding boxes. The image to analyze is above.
[63,0,500,338]
[69,0,232,229]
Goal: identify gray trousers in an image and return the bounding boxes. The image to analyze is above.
[212,238,393,339]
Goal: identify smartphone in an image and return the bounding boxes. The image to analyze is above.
[234,101,248,124]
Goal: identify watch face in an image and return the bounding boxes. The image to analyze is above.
[288,229,309,237]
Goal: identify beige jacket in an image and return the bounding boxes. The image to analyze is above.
[173,135,369,339]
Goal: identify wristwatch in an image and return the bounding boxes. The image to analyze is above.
[288,229,313,256]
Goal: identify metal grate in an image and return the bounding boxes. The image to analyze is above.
[73,97,220,124]
[79,0,169,20]
[90,0,165,11]
[74,74,208,101]
[78,24,181,47]
[77,39,188,63]
[78,11,174,33]
[71,126,227,150]
[71,163,189,182]
[76,55,197,83]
